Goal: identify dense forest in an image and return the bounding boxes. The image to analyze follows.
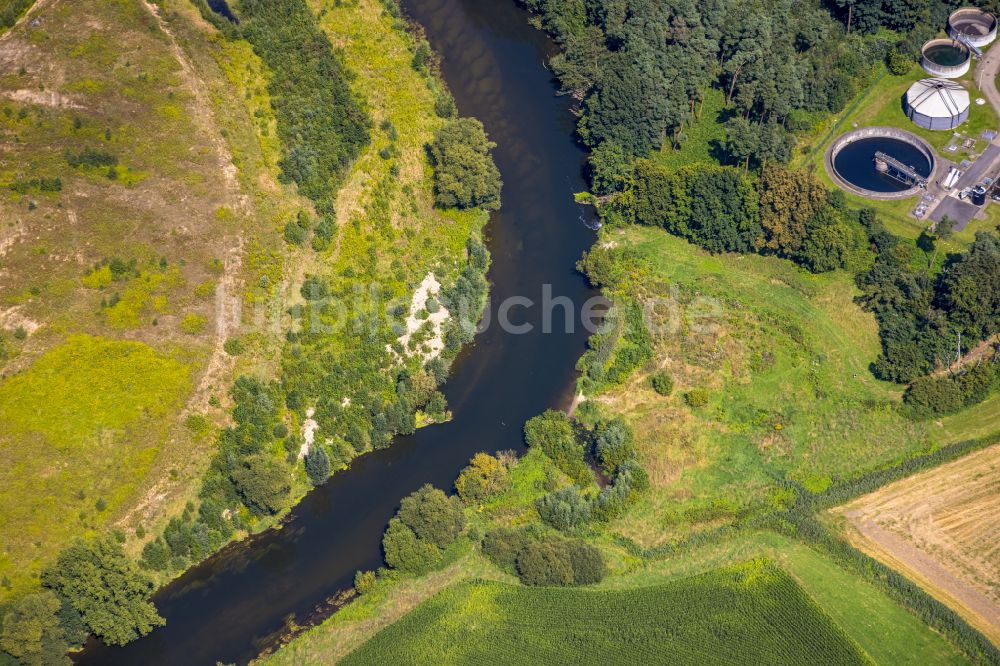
[521,0,973,170]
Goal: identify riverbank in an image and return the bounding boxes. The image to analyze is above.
[71,0,597,661]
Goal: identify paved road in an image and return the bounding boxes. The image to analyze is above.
[926,42,1000,228]
[975,42,1000,146]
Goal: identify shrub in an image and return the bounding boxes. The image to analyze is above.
[354,570,377,595]
[536,487,592,532]
[565,540,606,585]
[428,118,501,210]
[886,49,911,75]
[516,541,574,586]
[454,452,511,504]
[180,314,208,334]
[524,410,590,483]
[304,445,331,485]
[382,518,441,574]
[229,453,291,516]
[650,370,673,396]
[283,220,308,245]
[397,484,465,549]
[593,417,635,473]
[685,388,710,408]
[481,527,533,572]
[223,338,244,355]
[300,275,329,300]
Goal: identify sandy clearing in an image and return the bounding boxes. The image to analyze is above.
[397,272,449,361]
[836,443,1000,644]
[0,304,41,334]
[300,407,318,459]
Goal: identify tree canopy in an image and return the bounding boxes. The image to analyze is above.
[429,118,502,210]
[41,538,163,646]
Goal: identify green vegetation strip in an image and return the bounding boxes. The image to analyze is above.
[343,561,870,665]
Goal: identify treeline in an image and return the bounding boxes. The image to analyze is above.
[607,163,871,274]
[521,0,894,170]
[237,0,371,212]
[857,228,1000,383]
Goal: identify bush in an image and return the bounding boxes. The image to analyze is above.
[454,452,511,504]
[428,118,501,210]
[481,527,533,572]
[354,570,377,595]
[180,314,207,334]
[516,541,574,586]
[886,50,912,75]
[382,484,465,574]
[685,388,710,408]
[382,518,441,574]
[650,370,673,396]
[229,453,291,516]
[535,487,592,532]
[304,445,331,485]
[300,275,329,301]
[397,484,465,549]
[524,410,590,482]
[593,417,635,473]
[565,540,606,585]
[283,220,308,245]
[514,538,606,587]
[223,338,244,356]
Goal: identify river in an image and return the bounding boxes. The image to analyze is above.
[78,0,596,662]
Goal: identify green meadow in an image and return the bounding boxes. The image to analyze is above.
[0,335,192,591]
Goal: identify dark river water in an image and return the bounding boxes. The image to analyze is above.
[77,0,596,663]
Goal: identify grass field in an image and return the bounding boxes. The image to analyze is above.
[341,560,869,665]
[589,225,1000,548]
[0,335,193,592]
[835,443,1000,645]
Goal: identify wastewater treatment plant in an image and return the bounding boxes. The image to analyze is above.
[824,7,1000,229]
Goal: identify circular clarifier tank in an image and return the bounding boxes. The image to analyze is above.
[921,39,971,78]
[826,128,936,199]
[948,8,998,48]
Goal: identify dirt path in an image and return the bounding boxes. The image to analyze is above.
[113,0,252,530]
[836,444,1000,645]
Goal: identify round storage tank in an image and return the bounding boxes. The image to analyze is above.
[905,78,970,130]
[921,38,971,78]
[948,8,998,48]
[972,185,987,205]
